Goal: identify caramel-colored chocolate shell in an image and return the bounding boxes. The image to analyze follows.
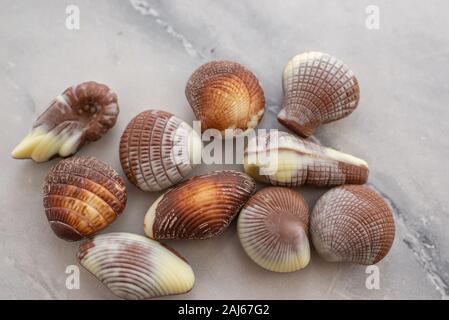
[43,156,127,241]
[186,60,265,134]
[144,170,256,240]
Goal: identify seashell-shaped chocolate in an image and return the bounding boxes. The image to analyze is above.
[185,60,265,135]
[144,170,256,240]
[278,52,360,138]
[12,81,119,162]
[77,233,195,299]
[244,131,368,187]
[311,185,395,265]
[43,156,127,241]
[238,187,310,272]
[119,110,202,192]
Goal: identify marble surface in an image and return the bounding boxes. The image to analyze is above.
[1,0,448,299]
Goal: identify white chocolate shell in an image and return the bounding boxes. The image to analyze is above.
[12,81,119,162]
[144,170,256,240]
[77,233,195,299]
[244,131,368,187]
[119,110,202,192]
[186,60,265,135]
[278,52,360,137]
[238,187,310,272]
[43,156,127,241]
[311,185,395,265]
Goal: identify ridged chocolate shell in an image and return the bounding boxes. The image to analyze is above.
[311,185,395,265]
[43,156,127,241]
[244,131,368,187]
[12,81,119,162]
[77,233,195,300]
[185,60,265,135]
[119,110,202,192]
[238,187,310,272]
[144,170,256,240]
[278,52,360,138]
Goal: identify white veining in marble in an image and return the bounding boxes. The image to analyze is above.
[0,0,448,299]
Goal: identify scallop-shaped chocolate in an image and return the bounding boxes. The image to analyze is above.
[12,81,119,162]
[43,156,127,241]
[244,131,368,187]
[77,233,195,299]
[238,187,310,272]
[311,185,395,265]
[278,52,360,138]
[119,110,202,192]
[144,170,256,240]
[186,60,265,135]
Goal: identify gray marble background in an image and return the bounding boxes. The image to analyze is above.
[1,0,448,299]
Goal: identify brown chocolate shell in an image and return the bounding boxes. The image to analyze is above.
[311,185,395,265]
[119,110,202,192]
[144,170,256,240]
[238,187,311,272]
[244,131,368,187]
[185,60,265,135]
[12,81,119,162]
[43,156,127,241]
[278,52,360,138]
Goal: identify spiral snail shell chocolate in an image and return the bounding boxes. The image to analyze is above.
[238,187,310,272]
[278,52,360,138]
[311,185,395,265]
[144,170,256,240]
[43,156,127,241]
[77,233,195,299]
[119,110,202,192]
[12,81,119,162]
[244,131,368,187]
[185,60,265,135]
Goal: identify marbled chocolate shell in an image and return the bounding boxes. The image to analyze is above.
[12,81,119,162]
[185,60,265,135]
[119,110,202,192]
[244,131,368,187]
[311,185,395,265]
[238,187,310,272]
[77,233,195,300]
[43,156,127,241]
[144,170,256,240]
[278,52,360,137]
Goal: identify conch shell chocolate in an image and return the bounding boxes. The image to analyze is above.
[12,81,119,162]
[244,131,368,187]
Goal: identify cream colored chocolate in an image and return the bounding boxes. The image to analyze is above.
[77,233,195,300]
[144,170,256,240]
[119,110,202,191]
[311,185,395,265]
[12,81,119,162]
[244,131,368,187]
[238,187,310,272]
[185,60,265,136]
[43,156,127,241]
[278,52,360,137]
